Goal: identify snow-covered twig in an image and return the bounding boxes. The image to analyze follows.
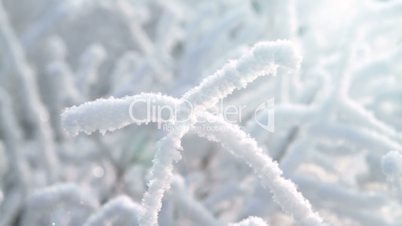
[230,216,269,226]
[62,40,325,226]
[0,1,58,183]
[194,113,324,226]
[84,195,142,226]
[20,184,99,226]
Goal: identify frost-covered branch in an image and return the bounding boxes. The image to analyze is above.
[20,184,99,226]
[171,175,224,226]
[61,40,320,226]
[84,196,142,226]
[182,40,300,110]
[0,1,58,183]
[230,216,269,226]
[194,113,325,226]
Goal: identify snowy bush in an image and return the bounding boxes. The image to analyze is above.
[0,0,401,226]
